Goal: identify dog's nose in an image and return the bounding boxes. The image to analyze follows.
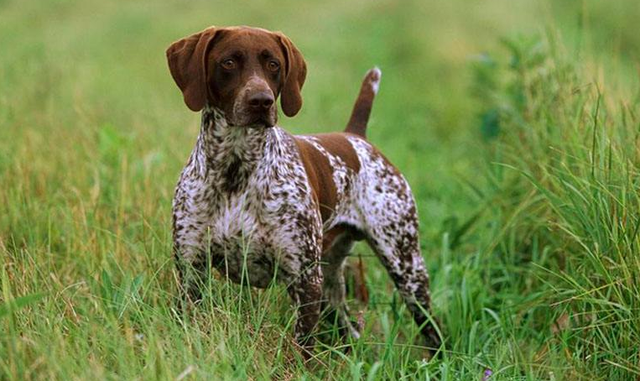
[247,92,274,110]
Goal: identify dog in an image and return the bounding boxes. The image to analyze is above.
[167,26,441,357]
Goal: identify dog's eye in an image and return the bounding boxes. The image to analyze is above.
[267,60,280,72]
[221,59,236,70]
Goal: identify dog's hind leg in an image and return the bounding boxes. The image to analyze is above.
[365,218,441,353]
[358,170,442,354]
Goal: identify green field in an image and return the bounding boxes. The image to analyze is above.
[1,0,639,379]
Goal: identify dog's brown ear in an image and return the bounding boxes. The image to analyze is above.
[166,27,218,112]
[276,33,307,117]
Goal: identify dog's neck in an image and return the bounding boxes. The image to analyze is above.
[195,106,273,192]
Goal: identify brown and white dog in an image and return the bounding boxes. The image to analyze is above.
[167,26,441,357]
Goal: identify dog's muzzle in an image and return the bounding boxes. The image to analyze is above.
[232,77,277,127]
[246,91,276,127]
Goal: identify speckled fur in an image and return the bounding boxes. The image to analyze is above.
[172,73,440,355]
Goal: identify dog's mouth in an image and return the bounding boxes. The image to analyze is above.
[227,107,276,128]
[244,115,275,128]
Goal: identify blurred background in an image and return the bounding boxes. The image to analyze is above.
[1,0,639,379]
[1,0,638,222]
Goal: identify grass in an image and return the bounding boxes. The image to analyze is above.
[1,0,639,379]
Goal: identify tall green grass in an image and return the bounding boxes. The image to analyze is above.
[1,0,639,379]
[472,32,640,379]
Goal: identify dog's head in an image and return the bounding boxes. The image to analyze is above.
[166,26,307,128]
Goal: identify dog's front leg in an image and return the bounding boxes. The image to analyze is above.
[287,257,323,359]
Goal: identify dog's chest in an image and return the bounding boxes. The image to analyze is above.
[203,168,307,287]
[206,196,273,286]
[174,123,318,287]
[208,193,261,243]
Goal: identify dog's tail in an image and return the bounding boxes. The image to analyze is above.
[344,67,381,138]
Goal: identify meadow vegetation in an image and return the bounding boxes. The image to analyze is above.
[1,0,639,379]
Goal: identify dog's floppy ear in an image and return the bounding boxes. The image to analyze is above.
[166,27,219,112]
[275,32,307,117]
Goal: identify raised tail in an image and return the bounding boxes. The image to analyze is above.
[344,67,381,138]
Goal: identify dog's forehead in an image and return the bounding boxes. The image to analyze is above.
[213,27,282,56]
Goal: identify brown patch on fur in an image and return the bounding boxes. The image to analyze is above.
[294,137,338,223]
[311,133,362,173]
[294,133,362,223]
